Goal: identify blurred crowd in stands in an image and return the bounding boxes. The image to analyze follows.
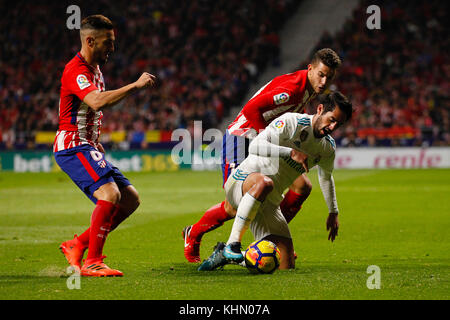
[302,0,449,147]
[0,0,448,150]
[0,0,295,149]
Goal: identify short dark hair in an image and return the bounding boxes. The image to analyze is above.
[320,91,353,121]
[81,15,113,31]
[311,48,341,69]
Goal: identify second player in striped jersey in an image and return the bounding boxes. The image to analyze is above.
[184,49,343,263]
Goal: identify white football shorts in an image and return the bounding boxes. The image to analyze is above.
[224,168,291,241]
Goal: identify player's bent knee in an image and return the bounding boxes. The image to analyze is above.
[262,176,274,190]
[291,175,312,195]
[129,189,141,209]
[256,176,274,200]
[95,182,121,204]
[134,196,141,210]
[120,185,140,213]
[224,200,237,217]
[303,178,312,194]
[128,195,140,213]
[107,189,121,204]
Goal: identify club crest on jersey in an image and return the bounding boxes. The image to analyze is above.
[98,160,107,168]
[273,92,289,105]
[77,74,91,90]
[274,120,285,129]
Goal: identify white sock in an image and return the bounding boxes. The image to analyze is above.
[227,193,261,245]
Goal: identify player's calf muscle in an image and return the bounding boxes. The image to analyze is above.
[119,185,140,214]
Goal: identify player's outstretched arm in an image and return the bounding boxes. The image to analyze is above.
[83,72,156,111]
[248,133,292,158]
[248,113,296,157]
[318,160,340,242]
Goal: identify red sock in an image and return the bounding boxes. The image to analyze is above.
[77,206,129,247]
[190,201,231,240]
[77,228,90,248]
[280,190,309,224]
[85,200,119,261]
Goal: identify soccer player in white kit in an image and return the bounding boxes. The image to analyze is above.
[198,92,353,271]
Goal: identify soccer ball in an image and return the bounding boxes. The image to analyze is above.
[244,240,281,274]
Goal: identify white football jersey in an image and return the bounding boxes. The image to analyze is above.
[236,112,338,212]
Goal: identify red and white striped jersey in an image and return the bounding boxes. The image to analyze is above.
[227,69,316,139]
[54,52,105,152]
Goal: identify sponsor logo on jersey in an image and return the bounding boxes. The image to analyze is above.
[274,120,285,129]
[77,74,91,90]
[273,92,289,105]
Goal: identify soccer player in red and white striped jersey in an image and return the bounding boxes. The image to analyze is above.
[184,49,342,263]
[56,15,155,277]
[54,52,105,152]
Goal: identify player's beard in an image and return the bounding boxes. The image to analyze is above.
[94,50,109,66]
[98,54,108,66]
[317,85,326,94]
[313,116,327,138]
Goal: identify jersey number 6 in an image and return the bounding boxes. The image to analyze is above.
[90,150,103,161]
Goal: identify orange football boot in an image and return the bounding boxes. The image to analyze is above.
[59,234,86,270]
[81,256,123,277]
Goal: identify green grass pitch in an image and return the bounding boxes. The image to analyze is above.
[0,169,448,300]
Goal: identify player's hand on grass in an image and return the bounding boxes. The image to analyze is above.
[135,72,156,89]
[326,212,339,242]
[290,149,309,172]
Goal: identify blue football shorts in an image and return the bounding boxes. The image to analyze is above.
[221,130,250,186]
[54,144,131,204]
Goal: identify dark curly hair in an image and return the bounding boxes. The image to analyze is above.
[320,91,353,121]
[311,48,342,69]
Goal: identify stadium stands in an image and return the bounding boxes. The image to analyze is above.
[301,0,449,147]
[0,0,448,150]
[0,0,300,150]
